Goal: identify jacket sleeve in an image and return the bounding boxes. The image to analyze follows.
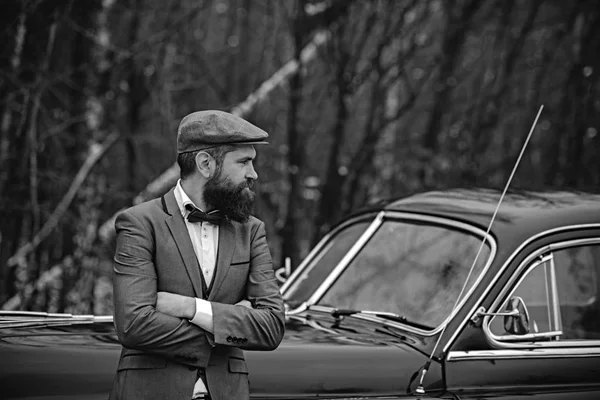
[210,221,285,350]
[112,210,211,368]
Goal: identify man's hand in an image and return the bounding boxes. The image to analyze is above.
[156,292,196,319]
[156,292,252,320]
[236,299,252,309]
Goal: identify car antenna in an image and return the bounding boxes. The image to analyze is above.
[412,105,545,396]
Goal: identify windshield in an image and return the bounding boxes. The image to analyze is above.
[316,218,492,329]
[283,218,373,308]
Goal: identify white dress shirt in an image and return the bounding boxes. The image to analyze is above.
[174,180,219,285]
[174,180,216,397]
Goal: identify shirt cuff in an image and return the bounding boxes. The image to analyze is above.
[189,298,214,333]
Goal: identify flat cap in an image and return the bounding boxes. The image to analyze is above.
[177,110,269,153]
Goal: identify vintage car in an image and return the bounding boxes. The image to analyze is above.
[2,188,600,399]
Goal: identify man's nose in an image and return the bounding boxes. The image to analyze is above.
[246,164,258,180]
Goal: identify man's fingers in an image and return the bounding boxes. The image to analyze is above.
[156,292,182,317]
[156,291,170,302]
[236,299,252,309]
[156,292,165,305]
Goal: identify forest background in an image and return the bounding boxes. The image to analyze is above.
[1,0,599,314]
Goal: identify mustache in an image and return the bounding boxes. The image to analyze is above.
[243,179,254,190]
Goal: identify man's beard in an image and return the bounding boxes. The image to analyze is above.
[203,171,256,223]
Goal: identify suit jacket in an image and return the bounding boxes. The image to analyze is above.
[109,188,285,400]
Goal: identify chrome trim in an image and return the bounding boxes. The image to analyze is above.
[483,236,600,349]
[0,311,78,318]
[0,311,113,322]
[0,313,113,329]
[95,315,114,323]
[307,304,334,313]
[484,255,551,341]
[547,254,563,335]
[500,330,563,342]
[447,347,600,362]
[285,301,308,316]
[443,224,600,353]
[471,306,519,323]
[306,211,386,304]
[307,211,497,337]
[281,213,378,300]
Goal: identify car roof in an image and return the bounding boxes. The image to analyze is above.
[373,188,600,245]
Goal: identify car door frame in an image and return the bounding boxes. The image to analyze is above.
[443,225,600,399]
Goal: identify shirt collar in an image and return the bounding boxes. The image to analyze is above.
[174,179,202,218]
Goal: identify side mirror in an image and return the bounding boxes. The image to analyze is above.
[503,296,530,335]
[476,295,563,342]
[472,296,531,336]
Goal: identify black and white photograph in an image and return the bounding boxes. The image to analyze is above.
[1,0,600,399]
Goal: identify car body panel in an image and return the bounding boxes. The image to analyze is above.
[246,313,442,398]
[0,325,120,399]
[446,349,600,399]
[0,312,442,399]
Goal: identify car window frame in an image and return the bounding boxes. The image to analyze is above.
[483,237,600,349]
[281,211,380,314]
[304,210,497,336]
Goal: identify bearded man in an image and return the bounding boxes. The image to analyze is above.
[110,110,285,400]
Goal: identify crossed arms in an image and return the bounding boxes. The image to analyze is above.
[154,291,252,333]
[112,210,285,368]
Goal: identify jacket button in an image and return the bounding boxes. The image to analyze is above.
[227,336,232,342]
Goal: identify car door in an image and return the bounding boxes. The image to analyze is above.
[444,233,600,399]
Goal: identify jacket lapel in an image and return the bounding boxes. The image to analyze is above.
[208,219,236,301]
[163,189,204,298]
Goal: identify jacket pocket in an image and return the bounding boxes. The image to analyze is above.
[117,353,168,371]
[230,260,250,267]
[228,357,248,374]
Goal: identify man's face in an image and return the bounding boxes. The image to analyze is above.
[203,146,258,222]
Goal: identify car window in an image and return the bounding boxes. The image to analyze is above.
[283,220,372,308]
[554,247,598,306]
[316,219,492,329]
[490,243,600,341]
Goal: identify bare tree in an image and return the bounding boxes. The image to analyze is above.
[312,0,428,242]
[420,0,481,187]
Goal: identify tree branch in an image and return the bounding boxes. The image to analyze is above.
[7,132,120,268]
[0,10,27,195]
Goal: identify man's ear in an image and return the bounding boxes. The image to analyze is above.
[195,151,214,178]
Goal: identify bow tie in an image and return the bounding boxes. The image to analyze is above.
[185,205,223,224]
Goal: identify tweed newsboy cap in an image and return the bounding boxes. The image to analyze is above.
[177,110,269,153]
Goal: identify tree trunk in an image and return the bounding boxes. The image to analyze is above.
[312,52,348,244]
[280,0,306,270]
[561,8,600,187]
[0,5,26,196]
[421,0,480,186]
[3,133,119,310]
